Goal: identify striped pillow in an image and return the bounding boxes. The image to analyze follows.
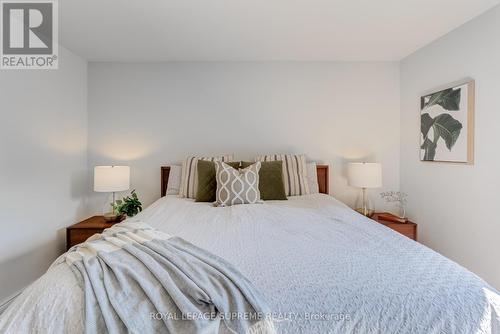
[255,154,310,196]
[179,155,233,198]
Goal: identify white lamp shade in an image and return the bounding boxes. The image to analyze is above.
[347,162,382,188]
[94,166,130,192]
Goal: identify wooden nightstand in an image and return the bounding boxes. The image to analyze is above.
[372,213,417,241]
[66,216,124,250]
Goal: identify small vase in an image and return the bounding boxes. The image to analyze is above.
[397,206,407,222]
[400,207,406,219]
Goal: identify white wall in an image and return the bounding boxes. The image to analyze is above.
[400,6,500,289]
[87,62,400,212]
[0,47,88,302]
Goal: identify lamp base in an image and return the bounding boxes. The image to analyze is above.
[355,208,375,218]
[103,212,124,222]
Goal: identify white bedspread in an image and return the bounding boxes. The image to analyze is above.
[1,194,499,333]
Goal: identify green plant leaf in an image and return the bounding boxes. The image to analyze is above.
[421,138,437,161]
[115,190,143,217]
[422,88,461,111]
[432,113,462,150]
[421,113,434,139]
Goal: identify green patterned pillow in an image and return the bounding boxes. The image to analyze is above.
[179,155,233,199]
[255,154,309,196]
[214,161,262,207]
[196,160,240,202]
[240,161,287,200]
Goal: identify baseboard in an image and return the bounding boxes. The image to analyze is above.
[0,290,22,315]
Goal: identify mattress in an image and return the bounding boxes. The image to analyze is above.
[1,194,499,333]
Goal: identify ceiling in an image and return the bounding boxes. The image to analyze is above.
[60,0,499,61]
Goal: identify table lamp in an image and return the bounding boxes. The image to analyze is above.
[348,162,382,217]
[94,166,130,221]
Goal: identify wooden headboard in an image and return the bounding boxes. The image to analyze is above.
[161,164,329,197]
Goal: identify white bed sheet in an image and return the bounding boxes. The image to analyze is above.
[1,194,499,333]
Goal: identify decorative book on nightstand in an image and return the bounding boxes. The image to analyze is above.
[66,215,125,250]
[372,212,417,241]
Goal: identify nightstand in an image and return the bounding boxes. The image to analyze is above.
[66,216,124,250]
[372,213,417,241]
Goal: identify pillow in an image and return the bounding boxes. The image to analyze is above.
[196,160,241,202]
[179,155,233,198]
[240,161,287,200]
[166,165,182,195]
[306,162,319,194]
[255,154,310,196]
[214,161,262,207]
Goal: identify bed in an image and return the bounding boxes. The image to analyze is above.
[1,165,499,333]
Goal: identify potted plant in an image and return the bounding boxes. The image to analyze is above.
[112,190,143,218]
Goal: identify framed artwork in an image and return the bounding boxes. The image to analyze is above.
[420,80,474,163]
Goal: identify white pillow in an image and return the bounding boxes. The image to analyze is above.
[255,154,310,196]
[166,165,182,195]
[179,155,234,199]
[306,162,319,194]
